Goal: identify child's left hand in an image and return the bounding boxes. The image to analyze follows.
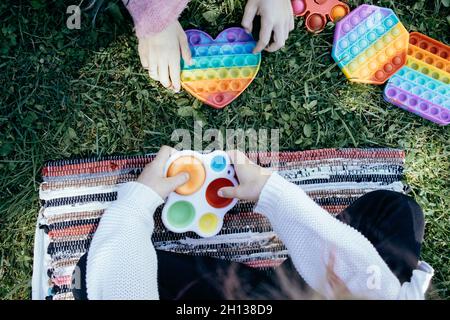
[242,0,295,53]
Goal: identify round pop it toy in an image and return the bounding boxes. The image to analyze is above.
[180,28,261,109]
[331,4,409,84]
[291,0,350,33]
[162,150,238,237]
[384,32,449,126]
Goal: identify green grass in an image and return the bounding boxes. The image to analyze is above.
[0,0,449,299]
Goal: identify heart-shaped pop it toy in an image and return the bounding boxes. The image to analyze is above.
[384,32,449,126]
[162,150,238,237]
[332,4,409,84]
[291,0,350,33]
[180,28,261,109]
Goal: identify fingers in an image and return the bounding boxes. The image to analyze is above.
[178,30,192,66]
[158,56,171,88]
[218,186,241,199]
[156,145,176,159]
[253,15,273,53]
[265,24,287,52]
[148,48,158,81]
[242,0,258,33]
[138,40,149,69]
[289,15,295,31]
[227,150,253,166]
[152,145,176,172]
[169,53,181,92]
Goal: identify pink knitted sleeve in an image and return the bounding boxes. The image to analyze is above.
[123,0,189,38]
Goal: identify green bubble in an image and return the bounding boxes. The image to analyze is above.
[167,201,196,228]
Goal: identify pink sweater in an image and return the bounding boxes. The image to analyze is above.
[123,0,189,38]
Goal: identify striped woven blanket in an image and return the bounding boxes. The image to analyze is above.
[32,148,406,300]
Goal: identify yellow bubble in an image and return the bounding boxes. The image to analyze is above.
[394,41,404,50]
[360,69,370,77]
[386,47,396,56]
[391,27,401,36]
[358,55,366,64]
[374,42,384,51]
[377,54,387,63]
[349,62,358,71]
[366,48,376,57]
[198,213,219,234]
[383,35,393,44]
[369,62,378,70]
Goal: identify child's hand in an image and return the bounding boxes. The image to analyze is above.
[137,146,189,199]
[138,21,192,93]
[218,150,272,202]
[242,0,295,53]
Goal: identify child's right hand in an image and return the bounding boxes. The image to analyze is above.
[242,0,295,53]
[218,150,272,202]
[138,21,192,93]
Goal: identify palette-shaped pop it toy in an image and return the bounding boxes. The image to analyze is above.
[180,28,261,109]
[332,4,409,84]
[291,0,350,33]
[384,33,450,125]
[162,150,238,237]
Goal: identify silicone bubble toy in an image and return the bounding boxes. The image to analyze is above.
[384,32,450,125]
[331,4,409,84]
[291,0,350,33]
[162,150,238,237]
[180,28,261,109]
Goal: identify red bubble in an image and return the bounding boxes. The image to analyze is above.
[384,63,394,73]
[307,14,326,32]
[206,178,234,208]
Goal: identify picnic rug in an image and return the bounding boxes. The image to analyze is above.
[32,148,406,300]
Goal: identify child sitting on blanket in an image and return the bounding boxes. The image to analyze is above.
[75,146,434,300]
[124,0,295,92]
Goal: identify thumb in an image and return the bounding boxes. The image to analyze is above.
[218,186,241,199]
[166,172,189,191]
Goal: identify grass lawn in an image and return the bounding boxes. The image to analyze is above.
[0,0,449,299]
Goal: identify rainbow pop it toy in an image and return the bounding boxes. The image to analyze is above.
[291,0,350,33]
[162,150,238,237]
[384,32,450,125]
[180,28,261,109]
[332,4,409,84]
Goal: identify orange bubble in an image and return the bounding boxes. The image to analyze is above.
[375,70,385,80]
[330,5,348,21]
[392,56,403,66]
[167,156,206,195]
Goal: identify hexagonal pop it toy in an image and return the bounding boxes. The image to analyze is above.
[180,28,261,109]
[332,4,409,84]
[291,0,350,33]
[384,32,450,125]
[161,150,238,237]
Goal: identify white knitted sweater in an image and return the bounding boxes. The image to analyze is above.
[86,173,433,300]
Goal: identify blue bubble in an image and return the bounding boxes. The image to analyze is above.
[211,156,227,172]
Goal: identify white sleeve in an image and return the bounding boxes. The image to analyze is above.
[255,173,412,300]
[86,182,163,300]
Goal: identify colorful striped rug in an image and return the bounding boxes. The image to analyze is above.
[32,148,406,300]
